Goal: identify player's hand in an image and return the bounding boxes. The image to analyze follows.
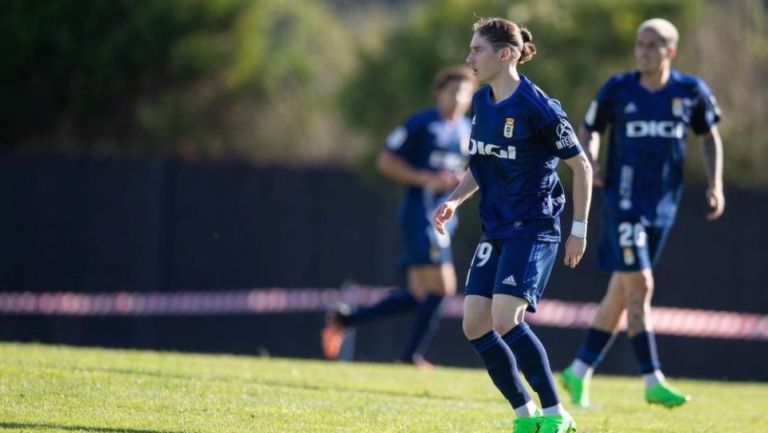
[706,186,725,221]
[591,160,604,187]
[425,171,460,193]
[432,200,458,235]
[563,235,586,268]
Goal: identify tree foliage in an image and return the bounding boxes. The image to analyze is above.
[1,0,365,162]
[341,0,696,155]
[1,0,766,185]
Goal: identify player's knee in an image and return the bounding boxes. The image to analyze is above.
[491,315,523,336]
[620,273,653,299]
[625,283,653,305]
[462,315,491,340]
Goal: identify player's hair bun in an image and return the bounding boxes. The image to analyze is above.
[519,27,537,64]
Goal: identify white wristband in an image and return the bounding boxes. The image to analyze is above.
[571,220,588,238]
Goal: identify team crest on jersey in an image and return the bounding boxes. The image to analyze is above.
[503,118,515,138]
[672,98,684,117]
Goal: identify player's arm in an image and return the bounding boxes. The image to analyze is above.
[376,150,457,192]
[698,126,725,220]
[578,125,604,187]
[562,151,593,268]
[432,169,478,234]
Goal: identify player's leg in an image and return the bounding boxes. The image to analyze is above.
[321,285,418,359]
[620,269,689,407]
[398,262,456,367]
[395,218,456,366]
[332,288,418,328]
[321,211,435,359]
[562,272,625,407]
[563,216,641,406]
[494,239,574,433]
[464,241,539,431]
[335,219,447,328]
[321,285,418,360]
[621,224,690,407]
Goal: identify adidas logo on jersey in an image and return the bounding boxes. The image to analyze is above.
[624,102,638,114]
[502,275,517,286]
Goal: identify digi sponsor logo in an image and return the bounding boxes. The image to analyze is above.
[555,120,578,149]
[428,150,465,171]
[626,120,684,138]
[468,139,516,159]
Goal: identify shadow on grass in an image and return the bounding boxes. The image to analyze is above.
[0,422,181,433]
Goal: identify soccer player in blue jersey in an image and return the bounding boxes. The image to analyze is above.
[561,18,725,408]
[322,66,476,368]
[433,18,592,433]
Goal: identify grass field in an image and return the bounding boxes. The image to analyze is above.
[0,343,766,432]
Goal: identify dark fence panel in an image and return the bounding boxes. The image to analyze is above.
[0,155,168,292]
[0,153,766,380]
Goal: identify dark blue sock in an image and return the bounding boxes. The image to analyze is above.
[630,331,661,374]
[470,331,531,409]
[576,328,616,367]
[400,294,443,362]
[342,288,417,326]
[503,323,560,409]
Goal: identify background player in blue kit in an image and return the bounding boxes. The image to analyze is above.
[322,66,476,368]
[434,18,592,433]
[561,18,725,408]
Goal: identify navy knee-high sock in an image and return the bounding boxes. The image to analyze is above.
[342,288,417,327]
[576,328,616,367]
[503,323,560,408]
[400,294,443,361]
[630,331,661,374]
[470,331,531,409]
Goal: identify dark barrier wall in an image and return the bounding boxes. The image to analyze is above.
[0,154,406,291]
[1,153,767,380]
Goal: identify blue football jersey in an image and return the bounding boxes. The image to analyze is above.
[384,108,471,211]
[468,76,583,242]
[584,70,721,226]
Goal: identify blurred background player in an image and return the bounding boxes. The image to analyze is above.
[561,18,724,408]
[434,17,591,433]
[322,66,476,368]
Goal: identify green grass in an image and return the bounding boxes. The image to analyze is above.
[0,343,766,432]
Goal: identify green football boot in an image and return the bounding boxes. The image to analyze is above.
[561,367,589,408]
[537,415,577,433]
[512,415,542,433]
[645,382,691,408]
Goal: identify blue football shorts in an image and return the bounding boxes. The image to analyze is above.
[598,215,672,272]
[463,237,558,312]
[398,205,455,267]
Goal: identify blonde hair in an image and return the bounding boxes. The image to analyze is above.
[637,18,679,46]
